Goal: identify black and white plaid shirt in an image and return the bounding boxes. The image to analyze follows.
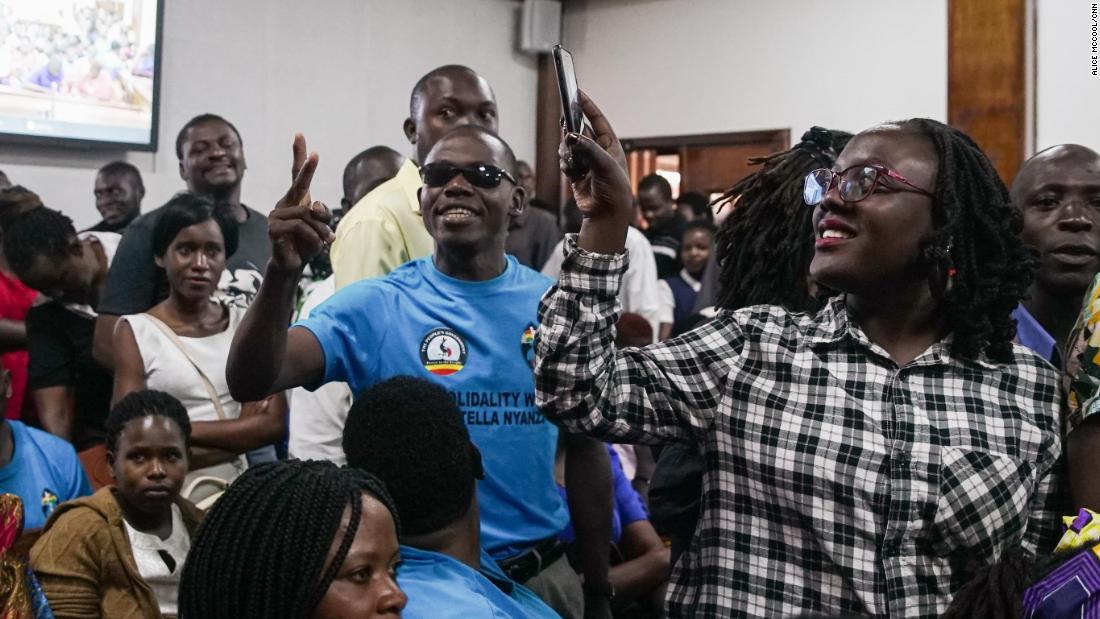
[535,238,1064,618]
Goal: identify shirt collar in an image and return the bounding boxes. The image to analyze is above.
[397,158,424,214]
[679,268,702,292]
[1012,303,1059,364]
[806,296,968,369]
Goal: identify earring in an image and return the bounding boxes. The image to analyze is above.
[927,243,955,299]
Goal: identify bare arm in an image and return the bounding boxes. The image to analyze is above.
[33,386,75,442]
[110,318,146,405]
[189,392,288,453]
[1069,417,1100,510]
[563,433,612,616]
[609,520,670,606]
[227,134,332,401]
[92,314,119,370]
[0,318,26,351]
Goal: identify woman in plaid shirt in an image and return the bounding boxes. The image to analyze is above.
[535,93,1063,618]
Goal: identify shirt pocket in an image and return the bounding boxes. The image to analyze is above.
[930,446,1035,558]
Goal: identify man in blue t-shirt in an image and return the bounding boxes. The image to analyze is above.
[227,128,612,618]
[344,376,557,619]
[0,369,92,530]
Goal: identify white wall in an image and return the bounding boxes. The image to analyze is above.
[0,0,538,229]
[562,0,948,145]
[1036,0,1100,151]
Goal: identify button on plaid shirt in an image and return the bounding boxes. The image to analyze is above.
[535,239,1063,618]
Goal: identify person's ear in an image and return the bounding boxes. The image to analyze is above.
[403,118,417,145]
[68,237,84,258]
[178,160,186,182]
[154,254,164,269]
[341,197,351,211]
[106,449,117,480]
[508,185,526,218]
[416,186,426,217]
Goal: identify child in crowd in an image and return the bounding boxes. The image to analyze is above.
[31,390,201,618]
[178,460,405,618]
[538,92,1061,616]
[656,221,715,340]
[111,193,284,497]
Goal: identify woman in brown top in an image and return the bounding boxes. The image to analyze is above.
[31,390,201,619]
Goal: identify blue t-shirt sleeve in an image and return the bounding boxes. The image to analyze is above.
[294,282,384,389]
[68,455,93,500]
[611,448,648,527]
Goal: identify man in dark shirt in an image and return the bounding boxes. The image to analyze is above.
[637,173,685,278]
[92,113,272,367]
[3,207,117,450]
[85,161,145,233]
[505,160,561,269]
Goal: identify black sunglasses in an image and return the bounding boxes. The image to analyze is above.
[419,162,517,189]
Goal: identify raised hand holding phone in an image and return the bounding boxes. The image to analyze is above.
[559,91,633,255]
[267,134,334,275]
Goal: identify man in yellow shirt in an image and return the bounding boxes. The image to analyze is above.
[332,65,500,288]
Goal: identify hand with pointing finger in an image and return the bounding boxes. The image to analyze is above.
[267,134,334,276]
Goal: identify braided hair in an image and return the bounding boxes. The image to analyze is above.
[713,127,852,313]
[178,460,400,619]
[895,118,1033,362]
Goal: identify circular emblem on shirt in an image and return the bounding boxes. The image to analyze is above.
[420,328,468,376]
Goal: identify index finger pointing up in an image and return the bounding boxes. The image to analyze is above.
[291,133,308,182]
[285,149,319,208]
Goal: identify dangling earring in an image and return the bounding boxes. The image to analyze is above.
[928,243,955,299]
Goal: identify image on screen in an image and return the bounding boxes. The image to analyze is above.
[0,0,162,150]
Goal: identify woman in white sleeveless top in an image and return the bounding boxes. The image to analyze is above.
[111,193,286,492]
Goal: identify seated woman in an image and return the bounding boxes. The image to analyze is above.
[178,459,406,618]
[111,193,285,495]
[556,444,669,616]
[537,93,1062,616]
[30,389,201,618]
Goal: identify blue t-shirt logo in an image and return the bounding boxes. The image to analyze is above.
[521,323,537,369]
[420,328,467,376]
[41,488,58,519]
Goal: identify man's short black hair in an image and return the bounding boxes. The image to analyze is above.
[3,207,75,281]
[175,113,243,160]
[409,64,480,116]
[343,375,482,537]
[431,125,517,176]
[151,192,240,258]
[97,160,145,194]
[638,173,673,200]
[343,145,403,197]
[682,219,717,240]
[106,389,192,452]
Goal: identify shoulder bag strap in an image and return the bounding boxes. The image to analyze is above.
[140,313,228,421]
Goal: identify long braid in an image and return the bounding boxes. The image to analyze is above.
[179,461,399,619]
[714,127,852,312]
[900,119,1034,362]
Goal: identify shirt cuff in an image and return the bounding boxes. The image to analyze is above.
[557,234,628,298]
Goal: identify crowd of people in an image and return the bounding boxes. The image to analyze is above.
[0,1,153,106]
[0,60,1097,619]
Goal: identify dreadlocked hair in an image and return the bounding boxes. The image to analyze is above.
[896,118,1034,362]
[713,126,852,313]
[178,460,400,619]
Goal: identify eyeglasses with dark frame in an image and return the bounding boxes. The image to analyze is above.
[419,162,517,190]
[803,164,934,207]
